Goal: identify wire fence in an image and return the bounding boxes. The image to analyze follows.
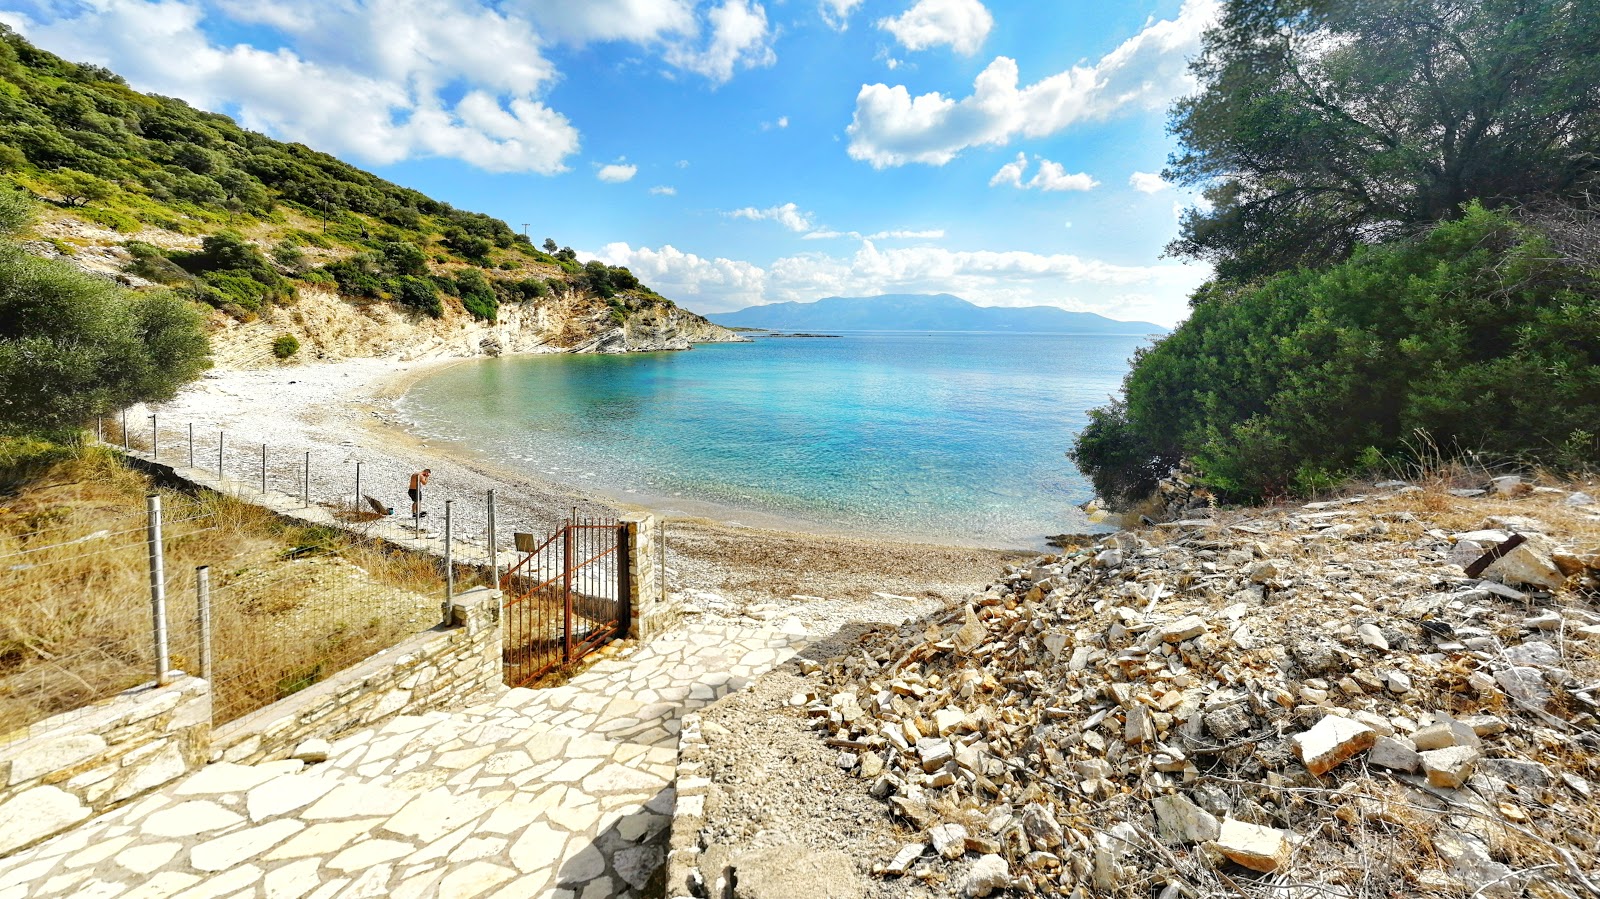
[3,408,633,744]
[100,410,531,591]
[0,486,455,744]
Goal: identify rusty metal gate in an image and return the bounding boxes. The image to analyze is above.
[500,517,631,687]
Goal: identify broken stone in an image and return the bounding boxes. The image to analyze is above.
[1420,746,1480,789]
[963,854,1011,898]
[1291,715,1376,776]
[1213,818,1292,873]
[930,823,968,860]
[1158,616,1207,643]
[1151,793,1219,844]
[1484,544,1565,590]
[1356,623,1388,651]
[882,843,924,876]
[1368,735,1420,773]
[1495,667,1554,710]
[1019,803,1065,851]
[917,738,954,773]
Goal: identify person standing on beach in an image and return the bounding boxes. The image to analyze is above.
[408,468,430,518]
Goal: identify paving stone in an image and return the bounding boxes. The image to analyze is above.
[327,839,413,872]
[0,784,92,855]
[508,822,569,874]
[247,774,340,822]
[177,761,301,796]
[142,799,245,838]
[436,860,517,899]
[265,858,324,899]
[267,820,384,860]
[383,789,494,842]
[192,819,305,871]
[303,783,412,819]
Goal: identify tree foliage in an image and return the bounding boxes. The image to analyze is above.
[0,248,210,435]
[1072,207,1600,503]
[1168,0,1600,282]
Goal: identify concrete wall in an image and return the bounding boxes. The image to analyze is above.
[622,513,681,642]
[0,674,210,856]
[212,587,503,765]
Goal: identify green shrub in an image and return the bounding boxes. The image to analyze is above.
[82,206,139,232]
[393,276,442,318]
[272,333,299,359]
[1071,205,1600,504]
[455,268,497,322]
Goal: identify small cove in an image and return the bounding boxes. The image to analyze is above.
[396,332,1150,549]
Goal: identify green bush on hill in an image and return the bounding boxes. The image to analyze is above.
[1071,207,1600,504]
[0,187,210,436]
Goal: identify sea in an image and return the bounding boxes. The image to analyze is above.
[396,332,1153,550]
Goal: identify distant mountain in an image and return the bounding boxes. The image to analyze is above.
[709,294,1166,334]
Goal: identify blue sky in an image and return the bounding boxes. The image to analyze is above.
[3,0,1218,326]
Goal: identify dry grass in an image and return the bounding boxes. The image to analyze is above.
[0,441,449,737]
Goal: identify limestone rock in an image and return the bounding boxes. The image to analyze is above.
[963,854,1011,898]
[1421,746,1480,789]
[1213,818,1292,873]
[1152,793,1219,844]
[1290,715,1376,776]
[930,823,968,860]
[1368,735,1420,773]
[1019,803,1065,851]
[1484,543,1565,590]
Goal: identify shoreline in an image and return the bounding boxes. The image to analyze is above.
[152,353,1037,632]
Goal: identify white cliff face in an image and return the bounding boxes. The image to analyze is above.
[200,287,746,369]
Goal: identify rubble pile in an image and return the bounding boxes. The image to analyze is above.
[802,480,1600,897]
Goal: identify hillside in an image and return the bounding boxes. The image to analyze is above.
[710,293,1166,334]
[0,26,740,365]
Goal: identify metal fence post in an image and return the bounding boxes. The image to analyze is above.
[303,452,311,507]
[122,409,130,452]
[146,495,170,687]
[354,461,362,513]
[442,500,455,625]
[218,431,224,482]
[260,444,267,494]
[196,566,212,685]
[149,413,157,460]
[96,414,103,443]
[562,523,574,664]
[486,489,498,589]
[188,423,194,469]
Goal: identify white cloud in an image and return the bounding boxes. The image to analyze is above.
[589,243,768,306]
[1027,160,1098,192]
[803,229,856,240]
[849,0,1219,168]
[877,0,994,56]
[1130,171,1169,193]
[761,115,789,131]
[664,0,776,85]
[778,115,789,128]
[728,202,814,233]
[819,0,865,30]
[989,152,1029,188]
[592,239,1208,325]
[0,0,782,177]
[650,185,678,196]
[597,163,639,183]
[990,154,1097,192]
[2,0,580,173]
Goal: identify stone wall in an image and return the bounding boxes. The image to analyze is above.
[665,711,709,898]
[622,513,681,641]
[0,674,210,856]
[211,587,503,765]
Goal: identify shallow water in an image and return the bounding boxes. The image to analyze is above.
[398,332,1150,549]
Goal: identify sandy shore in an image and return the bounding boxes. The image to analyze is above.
[148,355,1035,633]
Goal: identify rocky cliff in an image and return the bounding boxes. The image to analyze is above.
[29,212,746,371]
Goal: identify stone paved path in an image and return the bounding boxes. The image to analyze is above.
[0,621,808,899]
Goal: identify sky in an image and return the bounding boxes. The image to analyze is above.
[1,0,1220,326]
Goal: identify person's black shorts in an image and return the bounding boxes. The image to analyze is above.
[407,488,419,501]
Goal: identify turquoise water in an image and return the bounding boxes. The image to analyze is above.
[398,332,1149,548]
